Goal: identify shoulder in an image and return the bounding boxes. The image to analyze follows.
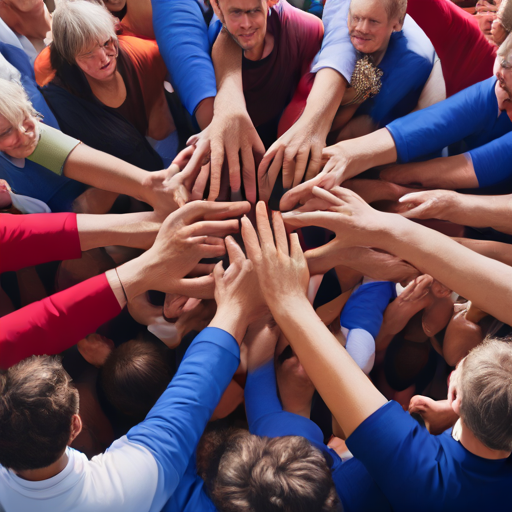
[276,0,323,34]
[399,15,436,64]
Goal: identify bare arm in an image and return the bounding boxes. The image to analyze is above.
[183,29,264,203]
[64,144,197,215]
[398,190,512,234]
[283,187,512,327]
[280,127,397,210]
[76,211,163,251]
[259,68,348,201]
[380,154,479,190]
[242,203,387,438]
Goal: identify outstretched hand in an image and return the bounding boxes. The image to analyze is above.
[282,186,387,252]
[242,202,309,308]
[396,189,460,220]
[180,111,265,204]
[117,200,250,300]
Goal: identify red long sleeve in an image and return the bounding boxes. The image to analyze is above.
[0,274,122,369]
[0,213,81,273]
[407,0,496,97]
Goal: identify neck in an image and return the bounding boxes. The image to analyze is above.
[460,421,511,460]
[244,30,274,61]
[86,69,121,92]
[16,451,68,482]
[370,42,389,67]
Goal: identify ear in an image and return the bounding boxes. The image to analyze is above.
[392,17,404,32]
[68,414,83,445]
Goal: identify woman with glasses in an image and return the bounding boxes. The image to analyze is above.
[42,0,177,171]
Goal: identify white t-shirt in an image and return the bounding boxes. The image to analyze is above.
[0,437,162,512]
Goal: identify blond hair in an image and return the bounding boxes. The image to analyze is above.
[0,78,39,130]
[459,338,512,452]
[51,0,118,64]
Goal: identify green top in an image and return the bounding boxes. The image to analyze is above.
[27,123,81,175]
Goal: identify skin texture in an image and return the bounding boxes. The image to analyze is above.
[0,113,39,159]
[347,0,403,65]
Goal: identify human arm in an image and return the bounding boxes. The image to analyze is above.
[280,79,495,209]
[397,190,512,234]
[242,203,388,437]
[184,29,265,204]
[152,0,216,117]
[258,0,353,200]
[124,233,267,510]
[454,237,512,267]
[283,186,512,327]
[0,201,250,369]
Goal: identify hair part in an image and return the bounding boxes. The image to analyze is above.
[0,78,39,130]
[210,431,341,512]
[51,0,117,64]
[459,337,512,452]
[0,356,78,471]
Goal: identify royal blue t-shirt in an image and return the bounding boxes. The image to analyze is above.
[387,76,512,186]
[346,400,512,512]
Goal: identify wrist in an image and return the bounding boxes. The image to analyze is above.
[115,252,155,302]
[209,306,249,344]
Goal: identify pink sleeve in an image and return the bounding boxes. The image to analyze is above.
[0,274,122,369]
[0,213,81,273]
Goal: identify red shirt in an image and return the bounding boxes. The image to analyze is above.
[407,0,496,97]
[242,1,324,128]
[0,213,121,369]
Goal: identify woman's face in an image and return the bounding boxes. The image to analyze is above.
[103,0,127,13]
[75,38,118,81]
[0,113,39,159]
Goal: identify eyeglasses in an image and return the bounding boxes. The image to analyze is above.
[76,38,118,61]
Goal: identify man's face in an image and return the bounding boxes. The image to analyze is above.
[216,0,268,55]
[348,0,397,55]
[494,53,512,118]
[0,113,39,159]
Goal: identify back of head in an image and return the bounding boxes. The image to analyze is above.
[459,338,512,452]
[0,78,39,131]
[211,431,341,512]
[51,0,117,65]
[100,339,174,419]
[498,31,512,60]
[0,356,78,471]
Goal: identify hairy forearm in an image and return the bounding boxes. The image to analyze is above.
[374,215,512,325]
[270,295,387,437]
[76,212,160,251]
[64,144,151,203]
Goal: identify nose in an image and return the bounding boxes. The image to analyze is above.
[355,18,370,34]
[239,13,251,29]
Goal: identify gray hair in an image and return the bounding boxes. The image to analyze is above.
[51,0,117,64]
[498,0,512,34]
[0,78,39,129]
[459,337,512,452]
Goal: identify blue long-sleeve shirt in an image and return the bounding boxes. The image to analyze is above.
[245,360,392,512]
[387,76,512,186]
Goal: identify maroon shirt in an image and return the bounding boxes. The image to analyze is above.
[242,0,323,128]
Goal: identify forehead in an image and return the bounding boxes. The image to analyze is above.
[349,0,388,19]
[220,0,266,11]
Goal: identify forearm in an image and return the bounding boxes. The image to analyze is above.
[300,68,347,133]
[63,144,152,204]
[209,305,249,345]
[211,29,245,114]
[383,154,478,189]
[441,193,512,232]
[341,128,398,180]
[454,238,512,267]
[270,296,387,437]
[77,212,161,251]
[373,214,512,325]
